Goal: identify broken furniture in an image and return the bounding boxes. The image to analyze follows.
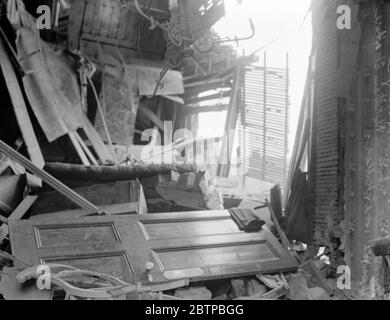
[0,195,38,245]
[30,180,147,219]
[229,208,265,233]
[155,171,224,211]
[0,139,100,215]
[371,238,390,297]
[8,210,298,288]
[41,162,202,214]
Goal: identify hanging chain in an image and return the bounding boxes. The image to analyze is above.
[134,0,183,47]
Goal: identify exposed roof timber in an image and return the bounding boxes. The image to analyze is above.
[138,103,164,131]
[125,0,170,16]
[183,104,228,115]
[188,91,231,104]
[184,76,233,89]
[80,36,162,57]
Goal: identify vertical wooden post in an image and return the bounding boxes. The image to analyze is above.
[217,67,242,177]
[0,37,44,170]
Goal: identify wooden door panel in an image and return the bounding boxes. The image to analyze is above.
[138,219,240,239]
[154,242,278,270]
[34,223,121,248]
[42,253,134,282]
[10,210,298,284]
[137,211,242,240]
[10,217,137,282]
[147,231,296,281]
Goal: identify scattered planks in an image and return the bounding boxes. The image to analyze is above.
[30,180,147,217]
[0,25,115,169]
[138,102,164,131]
[217,67,242,177]
[0,175,26,215]
[0,37,44,170]
[82,116,117,164]
[267,200,301,262]
[29,202,142,221]
[0,140,100,214]
[0,195,38,243]
[74,131,99,166]
[68,132,91,166]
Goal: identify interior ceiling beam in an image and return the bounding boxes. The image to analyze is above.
[183,104,228,115]
[80,36,163,57]
[187,91,231,104]
[124,0,170,16]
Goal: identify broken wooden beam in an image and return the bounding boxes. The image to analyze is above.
[5,195,38,222]
[0,139,100,215]
[267,200,301,262]
[74,131,99,166]
[0,195,38,243]
[68,132,91,166]
[0,175,26,215]
[0,37,44,170]
[184,104,228,115]
[87,76,117,163]
[82,116,116,164]
[29,202,142,221]
[30,180,146,216]
[138,102,164,131]
[217,67,242,177]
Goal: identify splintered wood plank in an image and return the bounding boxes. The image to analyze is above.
[82,115,116,164]
[138,103,164,131]
[68,132,91,166]
[217,68,242,177]
[0,38,44,169]
[74,131,99,166]
[30,202,140,221]
[30,180,143,215]
[29,202,141,221]
[0,195,38,243]
[8,195,38,221]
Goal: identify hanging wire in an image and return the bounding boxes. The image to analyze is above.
[136,0,155,59]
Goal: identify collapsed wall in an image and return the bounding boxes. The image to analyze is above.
[311,0,390,298]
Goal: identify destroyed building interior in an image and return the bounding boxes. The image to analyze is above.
[0,0,389,301]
